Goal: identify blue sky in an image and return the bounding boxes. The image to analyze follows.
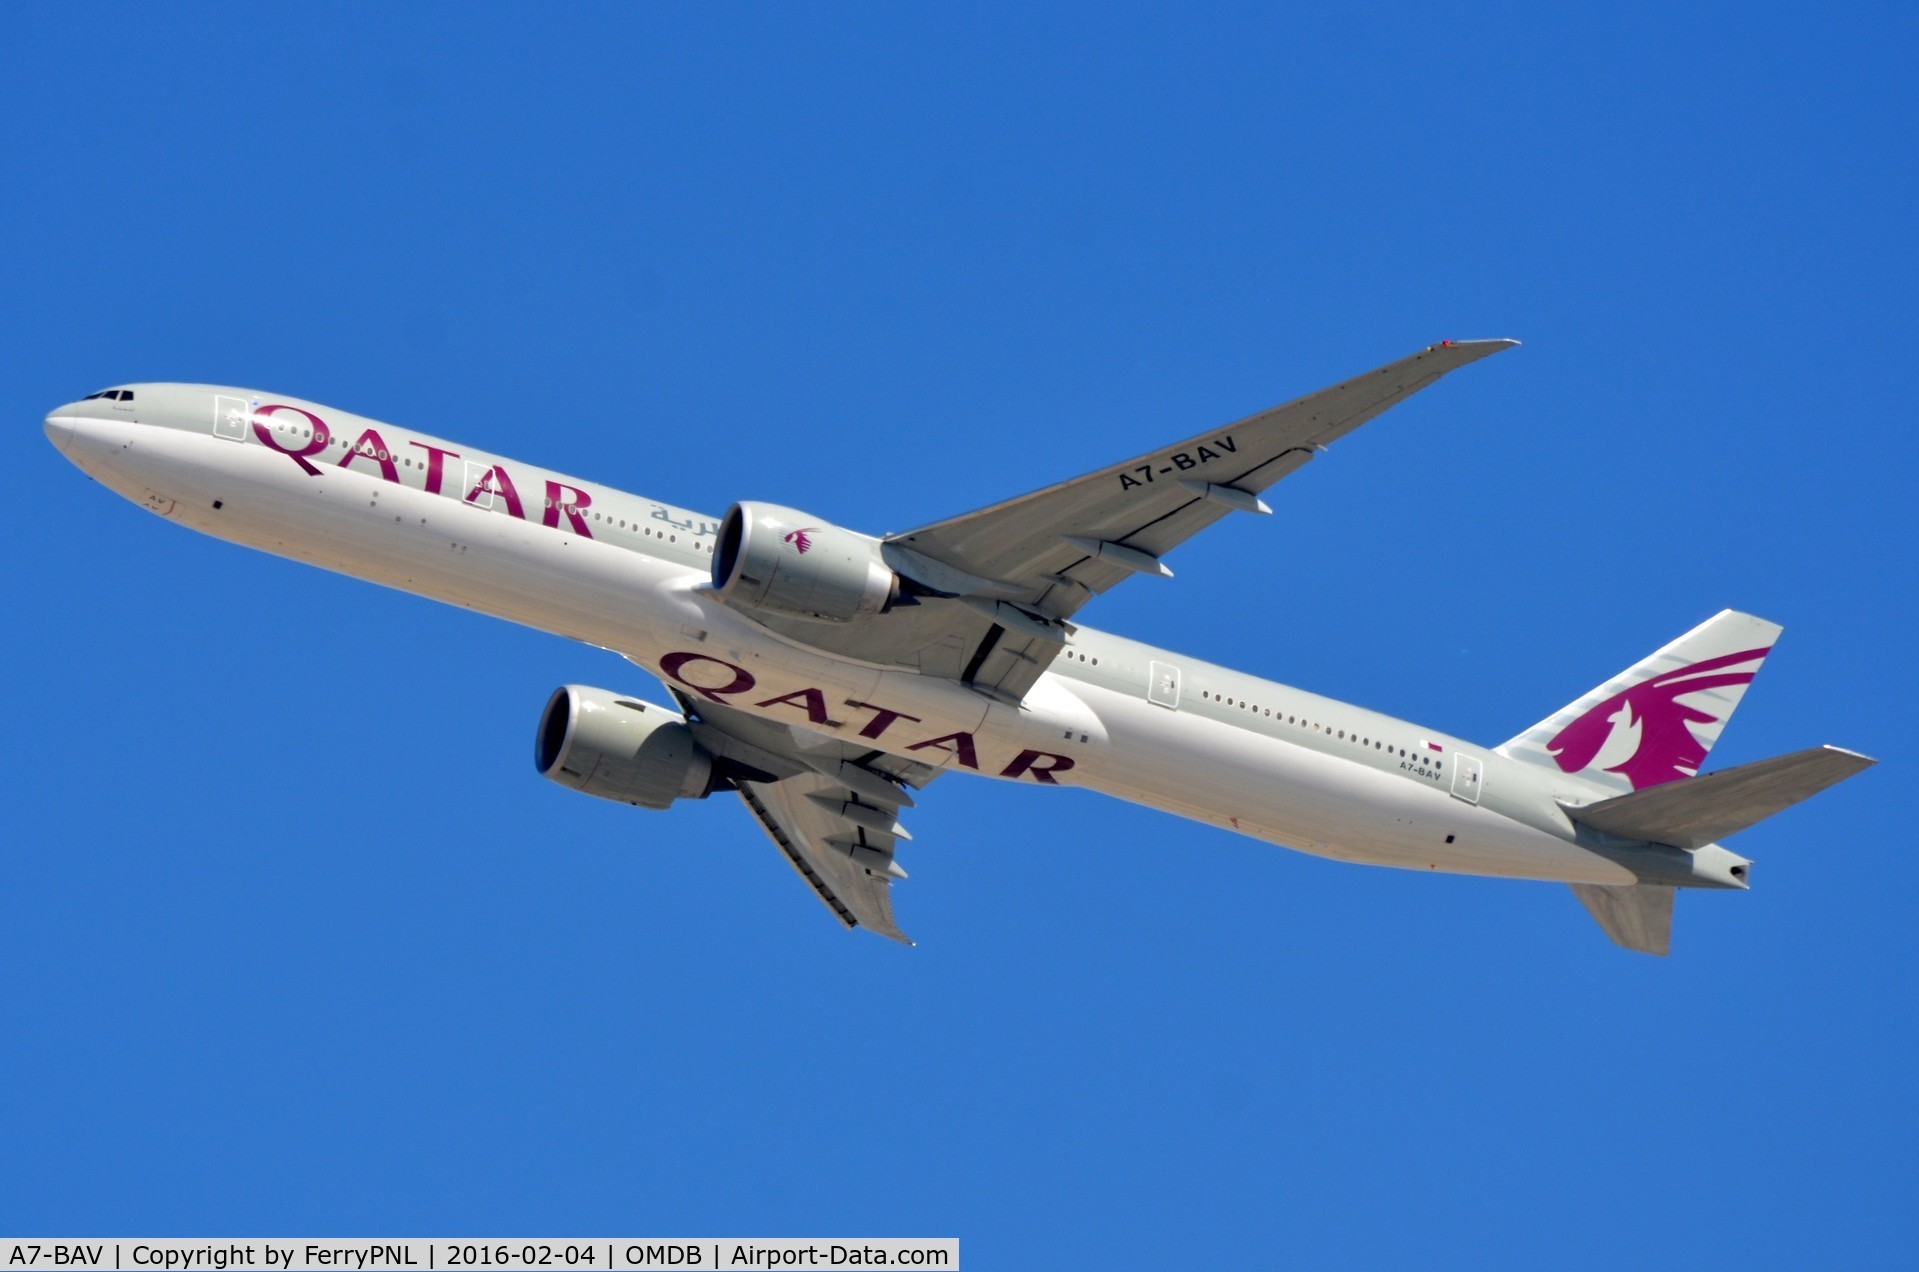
[4,2,1913,1264]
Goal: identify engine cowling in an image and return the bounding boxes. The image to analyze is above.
[711,501,897,623]
[535,685,716,809]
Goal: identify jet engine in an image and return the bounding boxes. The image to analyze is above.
[711,501,898,623]
[535,685,719,809]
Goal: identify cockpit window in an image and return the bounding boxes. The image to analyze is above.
[82,389,132,401]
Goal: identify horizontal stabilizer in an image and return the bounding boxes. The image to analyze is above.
[1568,745,1875,850]
[1570,883,1675,955]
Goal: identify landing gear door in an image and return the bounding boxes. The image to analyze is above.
[213,395,251,442]
[1450,753,1484,805]
[1147,660,1181,709]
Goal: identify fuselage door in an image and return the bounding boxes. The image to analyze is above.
[462,459,496,509]
[212,395,251,442]
[1450,753,1484,805]
[1147,660,1181,709]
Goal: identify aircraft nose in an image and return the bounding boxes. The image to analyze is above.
[44,408,76,454]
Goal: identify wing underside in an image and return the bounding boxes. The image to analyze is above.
[665,686,939,943]
[738,771,912,943]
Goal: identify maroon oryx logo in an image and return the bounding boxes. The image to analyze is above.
[1546,647,1769,790]
[783,527,817,554]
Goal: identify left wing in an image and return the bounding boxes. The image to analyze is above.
[668,689,940,943]
[889,340,1517,621]
[742,340,1515,705]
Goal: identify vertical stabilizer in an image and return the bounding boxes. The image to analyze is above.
[1497,610,1780,795]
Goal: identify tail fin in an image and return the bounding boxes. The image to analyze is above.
[1496,610,1780,794]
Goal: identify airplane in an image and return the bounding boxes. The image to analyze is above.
[41,340,1873,954]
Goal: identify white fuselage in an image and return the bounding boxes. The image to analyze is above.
[44,384,1636,887]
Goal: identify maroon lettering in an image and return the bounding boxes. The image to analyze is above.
[544,480,594,538]
[252,404,330,476]
[906,731,980,770]
[464,464,526,519]
[338,427,399,484]
[999,749,1076,784]
[848,701,922,741]
[660,652,756,703]
[408,441,460,495]
[754,687,829,725]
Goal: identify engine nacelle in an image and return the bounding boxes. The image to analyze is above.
[711,501,896,623]
[535,685,716,809]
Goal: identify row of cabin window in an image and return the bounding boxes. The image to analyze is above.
[1063,650,1101,667]
[267,420,713,552]
[1196,689,1441,767]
